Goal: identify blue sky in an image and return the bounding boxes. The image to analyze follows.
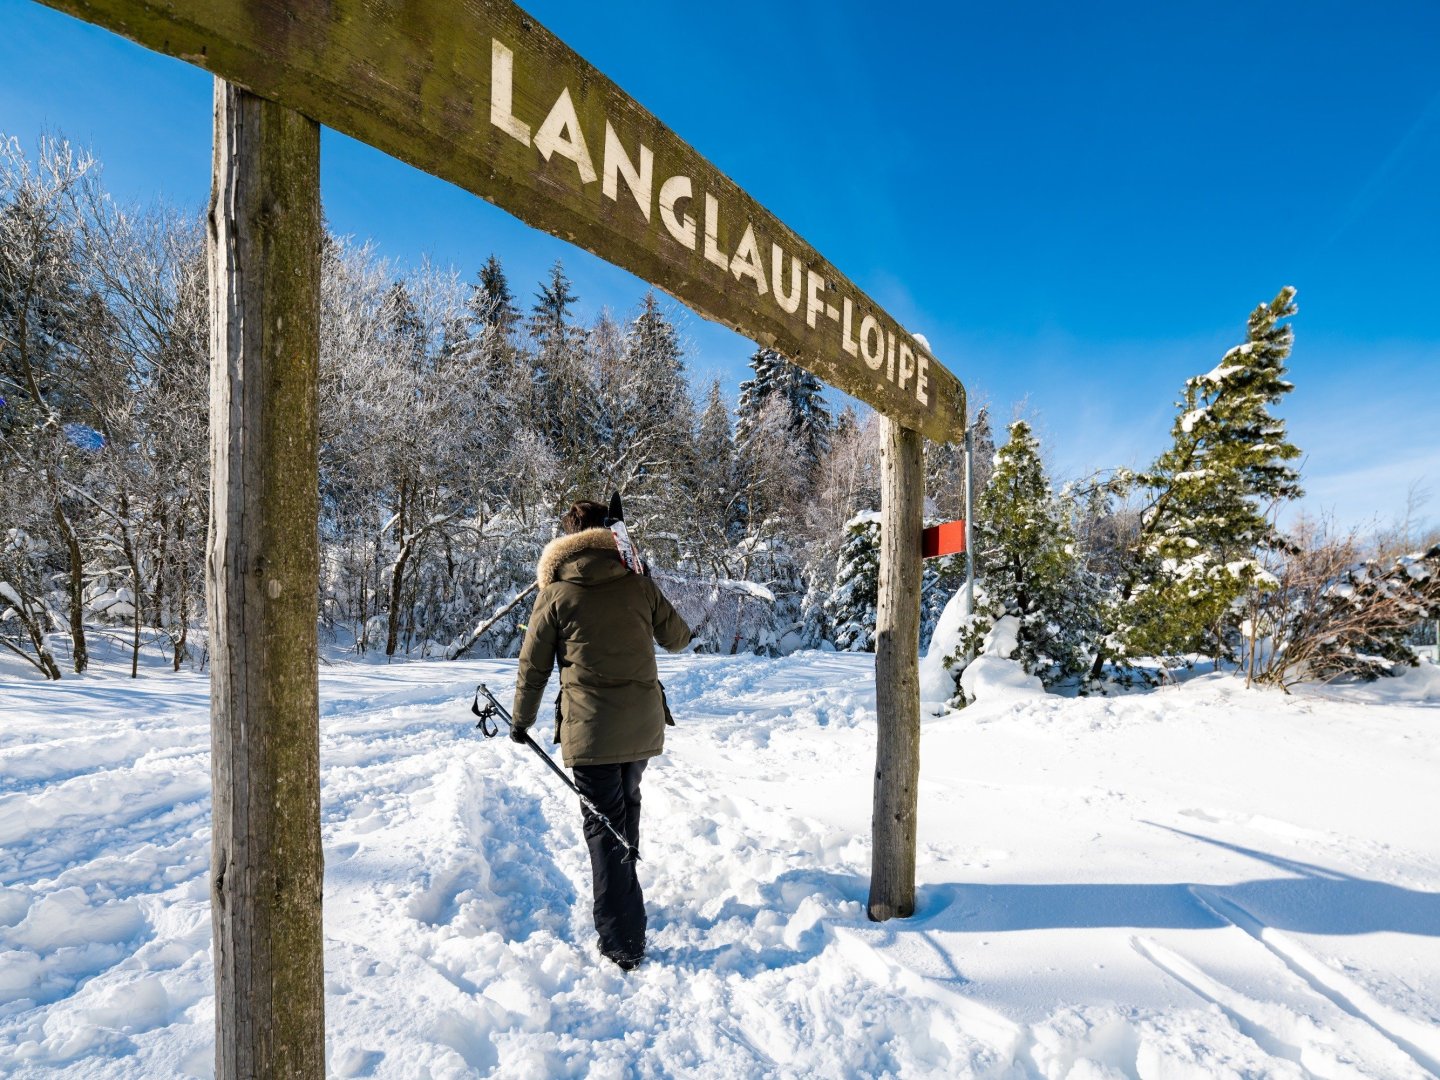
[2,0,1437,531]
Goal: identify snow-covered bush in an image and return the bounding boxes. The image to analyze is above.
[1241,527,1440,689]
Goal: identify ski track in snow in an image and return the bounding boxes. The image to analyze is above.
[1,652,1439,1078]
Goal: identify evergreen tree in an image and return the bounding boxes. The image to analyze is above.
[615,295,694,555]
[530,258,578,339]
[967,420,1099,685]
[470,253,519,335]
[1094,287,1303,675]
[687,378,737,570]
[825,512,881,651]
[919,549,966,654]
[735,347,833,480]
[528,260,595,496]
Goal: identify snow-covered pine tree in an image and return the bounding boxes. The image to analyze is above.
[687,378,738,572]
[919,550,966,654]
[825,511,881,651]
[528,260,597,498]
[1094,287,1303,676]
[618,293,695,553]
[732,347,835,646]
[735,347,833,481]
[795,407,879,648]
[966,420,1098,685]
[470,253,519,335]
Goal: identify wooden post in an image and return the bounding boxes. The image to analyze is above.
[868,417,925,921]
[207,79,325,1079]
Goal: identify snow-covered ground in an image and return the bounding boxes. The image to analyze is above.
[2,646,1439,1078]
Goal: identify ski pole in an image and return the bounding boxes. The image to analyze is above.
[470,683,640,862]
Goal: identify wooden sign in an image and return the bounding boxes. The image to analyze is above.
[921,520,966,558]
[35,0,967,443]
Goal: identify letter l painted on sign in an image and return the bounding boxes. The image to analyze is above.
[490,40,531,145]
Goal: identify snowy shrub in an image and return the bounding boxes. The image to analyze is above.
[1240,524,1440,689]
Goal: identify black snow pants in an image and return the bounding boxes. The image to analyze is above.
[571,759,647,959]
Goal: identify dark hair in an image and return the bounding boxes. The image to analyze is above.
[560,500,609,535]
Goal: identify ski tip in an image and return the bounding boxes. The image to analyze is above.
[608,491,623,523]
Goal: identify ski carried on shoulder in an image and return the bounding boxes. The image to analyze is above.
[606,491,646,576]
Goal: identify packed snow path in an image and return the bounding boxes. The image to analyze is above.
[2,651,1438,1078]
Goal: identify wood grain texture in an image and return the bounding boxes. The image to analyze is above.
[868,417,924,921]
[206,79,325,1079]
[36,0,966,442]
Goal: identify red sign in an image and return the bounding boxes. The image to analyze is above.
[921,520,966,558]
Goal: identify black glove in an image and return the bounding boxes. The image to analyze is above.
[509,724,529,745]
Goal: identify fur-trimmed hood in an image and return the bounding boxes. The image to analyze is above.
[536,527,623,588]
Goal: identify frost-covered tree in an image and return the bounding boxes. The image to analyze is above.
[0,490,64,678]
[734,393,807,539]
[964,420,1098,685]
[924,405,994,523]
[318,246,497,655]
[593,293,695,552]
[1093,287,1303,677]
[794,407,879,646]
[687,379,737,567]
[78,193,211,674]
[730,348,825,640]
[0,135,99,673]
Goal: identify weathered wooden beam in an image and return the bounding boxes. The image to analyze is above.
[207,78,324,1078]
[35,0,965,442]
[868,416,925,921]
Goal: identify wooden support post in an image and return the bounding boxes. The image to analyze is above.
[868,417,925,921]
[206,79,324,1079]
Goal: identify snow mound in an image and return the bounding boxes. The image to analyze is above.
[918,585,969,705]
[957,613,1046,705]
[983,613,1022,659]
[1364,661,1440,702]
[960,654,1045,704]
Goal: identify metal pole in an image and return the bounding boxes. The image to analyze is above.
[964,425,975,622]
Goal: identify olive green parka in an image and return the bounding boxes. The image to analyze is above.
[512,528,692,767]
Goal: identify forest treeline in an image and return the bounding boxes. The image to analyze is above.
[3,136,1437,691]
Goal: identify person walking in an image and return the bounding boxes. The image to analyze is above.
[510,500,691,970]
